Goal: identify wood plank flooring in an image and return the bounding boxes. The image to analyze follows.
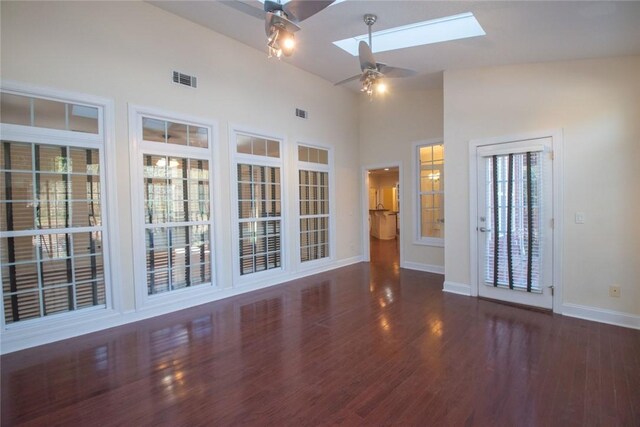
[2,237,639,426]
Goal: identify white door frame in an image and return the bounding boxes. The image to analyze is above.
[361,162,404,265]
[468,130,564,313]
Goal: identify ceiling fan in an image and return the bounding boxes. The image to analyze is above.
[335,14,417,97]
[222,0,335,58]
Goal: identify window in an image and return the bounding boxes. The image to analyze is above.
[1,93,99,134]
[297,145,330,263]
[133,111,214,299]
[417,142,444,244]
[233,133,283,278]
[0,92,108,325]
[485,152,542,290]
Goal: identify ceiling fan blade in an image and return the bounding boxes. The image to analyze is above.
[334,74,363,86]
[265,12,301,35]
[219,1,266,20]
[378,64,417,78]
[283,0,335,23]
[359,40,376,71]
[264,0,284,13]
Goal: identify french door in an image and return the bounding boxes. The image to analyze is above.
[476,138,554,309]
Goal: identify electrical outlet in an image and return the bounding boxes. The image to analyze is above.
[609,285,621,298]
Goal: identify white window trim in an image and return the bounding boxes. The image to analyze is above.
[295,142,335,272]
[229,125,288,287]
[128,105,219,311]
[412,138,445,247]
[0,81,122,336]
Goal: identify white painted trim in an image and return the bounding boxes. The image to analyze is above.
[361,162,404,265]
[402,261,444,275]
[103,96,122,312]
[0,255,364,354]
[127,104,220,310]
[443,281,472,296]
[411,138,445,247]
[468,129,564,311]
[562,303,640,330]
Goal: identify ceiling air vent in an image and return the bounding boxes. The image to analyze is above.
[173,71,197,88]
[295,108,308,119]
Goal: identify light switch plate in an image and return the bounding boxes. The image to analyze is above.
[575,212,585,224]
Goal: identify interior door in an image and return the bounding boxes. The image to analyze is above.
[476,138,554,309]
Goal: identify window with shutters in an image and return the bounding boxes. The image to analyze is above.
[297,145,330,263]
[0,91,109,325]
[416,142,444,246]
[132,110,215,299]
[233,132,283,278]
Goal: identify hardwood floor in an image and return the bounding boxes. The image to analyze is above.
[2,238,639,426]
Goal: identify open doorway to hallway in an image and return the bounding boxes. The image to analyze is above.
[367,167,400,267]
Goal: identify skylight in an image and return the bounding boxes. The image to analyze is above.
[333,12,485,56]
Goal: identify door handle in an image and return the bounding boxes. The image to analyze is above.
[479,227,491,232]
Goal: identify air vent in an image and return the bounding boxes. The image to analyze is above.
[295,108,308,119]
[173,71,197,88]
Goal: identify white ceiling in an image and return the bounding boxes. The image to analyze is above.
[150,1,640,91]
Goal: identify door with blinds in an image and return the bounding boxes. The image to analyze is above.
[476,138,554,309]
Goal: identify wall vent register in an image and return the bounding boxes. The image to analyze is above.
[172,71,197,88]
[295,108,308,119]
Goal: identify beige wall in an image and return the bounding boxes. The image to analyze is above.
[1,1,361,313]
[359,88,444,269]
[444,56,640,315]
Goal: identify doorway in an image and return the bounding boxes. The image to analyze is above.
[469,132,563,311]
[362,164,402,267]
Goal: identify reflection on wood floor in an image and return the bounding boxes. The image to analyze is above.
[2,242,639,426]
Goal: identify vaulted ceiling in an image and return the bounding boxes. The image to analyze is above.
[151,1,640,90]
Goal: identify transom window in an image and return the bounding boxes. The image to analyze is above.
[298,145,330,263]
[0,91,108,325]
[142,117,208,148]
[417,143,444,244]
[1,93,99,134]
[234,132,283,277]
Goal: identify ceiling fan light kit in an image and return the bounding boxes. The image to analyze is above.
[267,26,296,58]
[335,13,417,99]
[264,1,335,59]
[222,0,334,58]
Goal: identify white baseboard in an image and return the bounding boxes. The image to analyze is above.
[0,255,364,354]
[562,303,640,330]
[402,261,444,275]
[443,281,472,296]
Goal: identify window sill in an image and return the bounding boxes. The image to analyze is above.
[413,238,444,248]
